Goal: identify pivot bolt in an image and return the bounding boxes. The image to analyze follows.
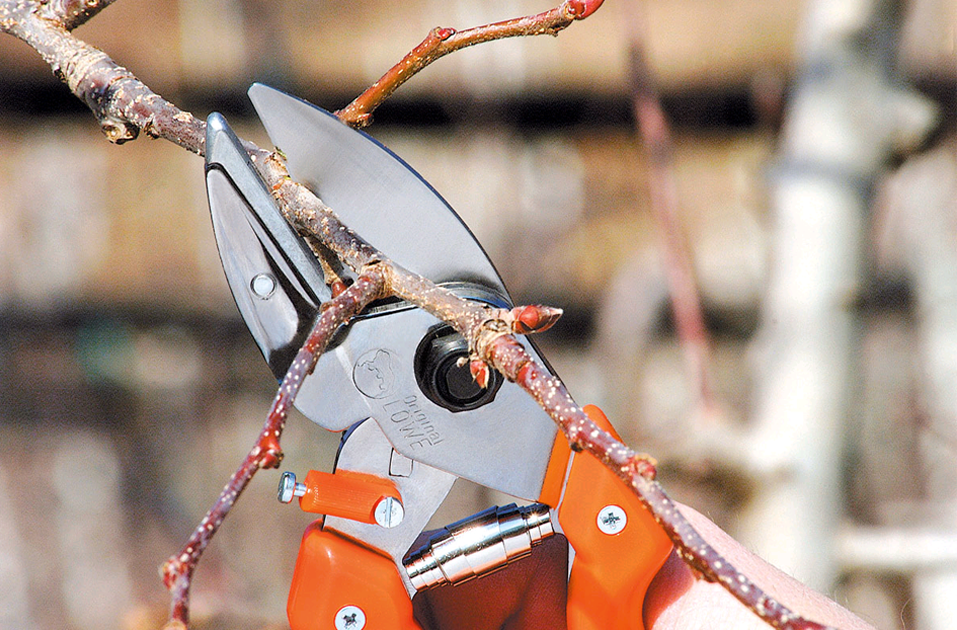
[597,505,627,535]
[250,272,277,299]
[414,326,502,412]
[277,471,307,504]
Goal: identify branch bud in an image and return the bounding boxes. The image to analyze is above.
[330,280,348,297]
[469,359,491,389]
[511,305,562,334]
[100,118,138,143]
[565,0,604,20]
[435,27,456,40]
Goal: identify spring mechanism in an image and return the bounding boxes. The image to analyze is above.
[404,503,554,591]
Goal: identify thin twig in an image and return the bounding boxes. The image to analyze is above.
[159,266,388,628]
[624,1,715,412]
[335,0,604,128]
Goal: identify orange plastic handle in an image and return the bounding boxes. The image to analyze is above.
[552,405,674,630]
[287,521,421,630]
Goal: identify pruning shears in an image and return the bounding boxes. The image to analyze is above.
[203,84,672,630]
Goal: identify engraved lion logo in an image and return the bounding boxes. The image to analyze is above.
[352,349,396,399]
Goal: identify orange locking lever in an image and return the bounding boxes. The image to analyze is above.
[542,405,674,630]
[279,469,403,527]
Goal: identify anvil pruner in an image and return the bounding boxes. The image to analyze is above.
[204,84,672,630]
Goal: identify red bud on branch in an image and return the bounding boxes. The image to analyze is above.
[566,0,604,19]
[470,359,491,389]
[330,280,348,297]
[511,305,563,334]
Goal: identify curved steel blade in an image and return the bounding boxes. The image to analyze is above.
[248,83,507,297]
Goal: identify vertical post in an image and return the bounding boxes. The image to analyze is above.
[737,0,936,592]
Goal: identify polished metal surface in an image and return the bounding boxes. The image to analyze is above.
[597,504,628,535]
[334,605,365,630]
[404,503,554,591]
[295,304,559,500]
[236,87,560,499]
[208,91,563,506]
[324,419,456,596]
[205,113,329,379]
[373,496,404,529]
[277,471,307,504]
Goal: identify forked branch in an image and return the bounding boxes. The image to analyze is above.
[1,2,836,629]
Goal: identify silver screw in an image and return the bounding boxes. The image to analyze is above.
[335,605,365,630]
[277,471,307,504]
[250,273,277,299]
[374,496,404,528]
[597,505,627,535]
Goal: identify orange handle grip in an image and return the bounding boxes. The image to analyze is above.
[288,521,421,630]
[555,405,673,630]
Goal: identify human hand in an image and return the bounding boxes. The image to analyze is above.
[413,504,877,630]
[642,505,876,630]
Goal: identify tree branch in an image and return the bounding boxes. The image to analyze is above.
[38,0,117,30]
[483,334,831,630]
[159,265,388,628]
[624,1,716,411]
[1,0,204,151]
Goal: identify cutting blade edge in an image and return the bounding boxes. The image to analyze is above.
[248,83,506,297]
[204,113,331,379]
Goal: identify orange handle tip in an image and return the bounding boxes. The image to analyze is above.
[288,524,420,630]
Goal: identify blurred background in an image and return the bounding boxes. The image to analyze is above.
[0,0,955,628]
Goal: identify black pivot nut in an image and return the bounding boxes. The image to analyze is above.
[415,326,502,412]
